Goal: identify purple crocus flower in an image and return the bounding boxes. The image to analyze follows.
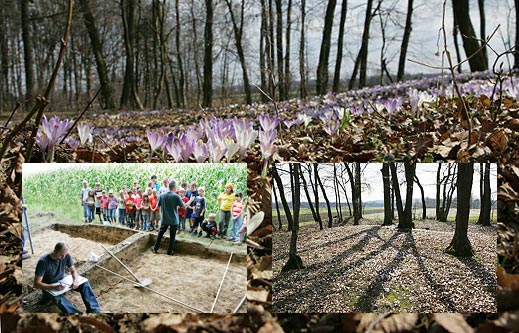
[165,133,183,162]
[258,129,277,160]
[208,144,227,162]
[36,115,72,162]
[233,118,257,159]
[383,98,402,115]
[319,112,340,142]
[77,122,94,146]
[258,114,280,132]
[192,140,209,163]
[146,129,168,152]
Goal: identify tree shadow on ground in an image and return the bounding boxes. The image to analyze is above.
[456,256,496,291]
[275,226,381,262]
[273,227,404,312]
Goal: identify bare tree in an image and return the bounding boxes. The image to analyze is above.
[315,165,333,228]
[272,164,293,231]
[299,0,307,98]
[477,162,491,226]
[451,0,487,71]
[282,163,304,272]
[275,0,285,99]
[397,0,413,82]
[316,0,337,95]
[477,0,488,68]
[224,0,252,104]
[301,165,322,230]
[446,163,474,257]
[284,0,292,99]
[332,0,348,93]
[175,0,185,108]
[414,174,426,220]
[381,163,392,225]
[202,0,214,107]
[390,162,415,230]
[436,164,457,222]
[20,0,35,101]
[515,0,519,69]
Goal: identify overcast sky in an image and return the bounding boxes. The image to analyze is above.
[241,0,515,82]
[274,163,497,203]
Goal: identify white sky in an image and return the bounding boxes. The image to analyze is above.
[274,163,497,203]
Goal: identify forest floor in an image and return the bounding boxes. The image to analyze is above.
[272,219,496,313]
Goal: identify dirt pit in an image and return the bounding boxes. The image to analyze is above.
[23,224,246,313]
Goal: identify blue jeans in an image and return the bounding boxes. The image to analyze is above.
[82,203,89,219]
[87,206,95,221]
[219,210,231,236]
[108,208,116,221]
[142,214,150,230]
[118,209,126,224]
[43,281,100,313]
[230,215,243,240]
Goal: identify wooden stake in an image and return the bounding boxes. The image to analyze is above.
[233,294,246,313]
[210,252,233,313]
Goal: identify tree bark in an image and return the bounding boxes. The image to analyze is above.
[446,163,475,257]
[284,0,292,99]
[414,174,426,220]
[275,0,285,100]
[514,0,519,69]
[301,166,320,229]
[272,164,293,231]
[316,168,333,228]
[225,0,252,104]
[272,173,283,230]
[345,163,361,225]
[120,0,144,110]
[477,0,488,68]
[175,0,185,108]
[400,163,416,230]
[202,0,214,107]
[310,164,323,229]
[477,162,491,226]
[260,0,268,102]
[390,163,404,225]
[382,163,392,225]
[316,0,337,95]
[299,0,307,98]
[452,7,463,73]
[282,163,304,272]
[332,0,348,93]
[397,0,413,82]
[20,0,35,100]
[451,0,487,71]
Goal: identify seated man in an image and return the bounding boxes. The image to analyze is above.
[33,242,101,313]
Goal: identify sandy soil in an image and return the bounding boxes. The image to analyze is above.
[23,228,246,313]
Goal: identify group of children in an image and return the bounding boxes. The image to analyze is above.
[80,176,247,245]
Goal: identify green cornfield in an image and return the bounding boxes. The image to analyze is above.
[23,163,247,222]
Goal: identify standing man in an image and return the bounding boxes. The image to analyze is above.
[151,180,194,255]
[80,180,91,223]
[34,242,101,313]
[94,182,103,223]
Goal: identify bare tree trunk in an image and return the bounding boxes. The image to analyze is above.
[0,5,9,108]
[301,166,320,229]
[175,0,185,108]
[190,0,202,106]
[355,162,362,219]
[452,0,487,71]
[299,0,307,98]
[272,164,293,231]
[284,0,292,99]
[514,0,519,69]
[446,163,474,257]
[316,169,333,228]
[282,163,304,272]
[275,0,285,100]
[345,163,361,225]
[390,163,404,225]
[316,0,337,95]
[414,174,426,220]
[400,163,416,230]
[20,0,35,101]
[452,8,463,73]
[268,0,276,98]
[382,163,392,225]
[120,0,144,110]
[225,0,252,105]
[397,0,413,82]
[332,0,348,93]
[310,164,323,229]
[272,178,283,230]
[202,0,214,107]
[477,0,488,68]
[477,162,491,226]
[260,0,268,102]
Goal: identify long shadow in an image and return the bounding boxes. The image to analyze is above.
[274,226,381,262]
[456,256,496,291]
[407,233,458,311]
[273,227,403,312]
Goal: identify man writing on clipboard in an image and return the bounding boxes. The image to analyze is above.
[33,242,101,313]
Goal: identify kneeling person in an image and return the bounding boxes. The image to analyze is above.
[201,213,218,239]
[34,242,101,313]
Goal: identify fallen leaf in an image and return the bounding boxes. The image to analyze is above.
[355,313,418,333]
[433,313,474,333]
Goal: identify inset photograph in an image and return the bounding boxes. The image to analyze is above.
[22,163,247,313]
[272,163,496,313]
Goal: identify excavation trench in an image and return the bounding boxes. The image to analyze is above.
[23,224,246,313]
